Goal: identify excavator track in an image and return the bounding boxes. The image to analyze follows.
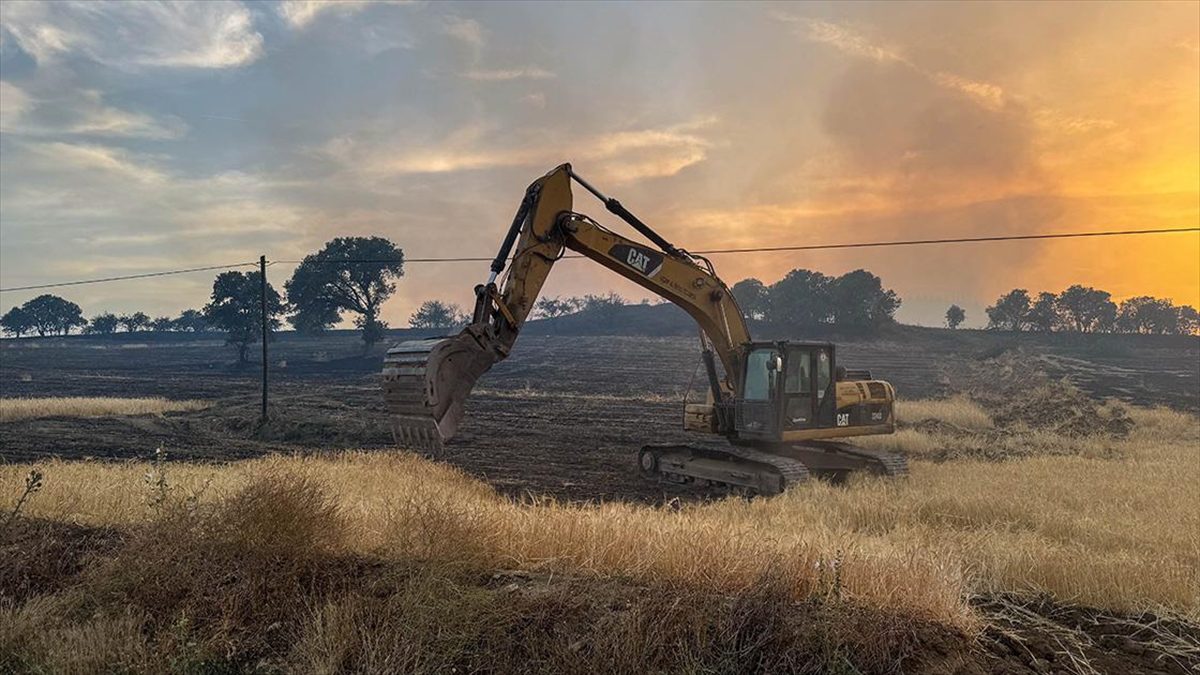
[784,441,909,479]
[638,444,812,496]
[821,441,908,477]
[638,441,907,496]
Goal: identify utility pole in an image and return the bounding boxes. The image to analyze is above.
[259,255,268,424]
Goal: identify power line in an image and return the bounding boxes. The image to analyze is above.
[271,226,1200,264]
[268,257,492,264]
[2,226,1196,293]
[0,262,258,293]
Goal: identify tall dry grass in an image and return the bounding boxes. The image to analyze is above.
[0,453,972,629]
[897,395,993,431]
[4,403,1197,624]
[0,397,206,422]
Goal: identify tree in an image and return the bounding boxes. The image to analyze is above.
[766,269,833,325]
[204,271,284,363]
[1,306,32,337]
[731,278,769,320]
[285,237,404,347]
[579,292,627,320]
[1178,306,1200,336]
[945,304,965,329]
[174,309,209,333]
[827,269,900,327]
[1026,292,1061,332]
[409,300,468,329]
[119,312,151,333]
[289,301,341,336]
[1057,285,1116,333]
[1116,296,1180,334]
[22,295,86,336]
[88,313,120,335]
[150,316,175,332]
[534,296,584,318]
[985,289,1031,331]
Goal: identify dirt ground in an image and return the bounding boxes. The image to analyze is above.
[1,328,1197,502]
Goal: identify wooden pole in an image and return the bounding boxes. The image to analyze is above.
[260,255,268,424]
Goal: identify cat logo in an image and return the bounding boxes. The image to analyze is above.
[608,244,664,278]
[836,413,850,427]
[627,249,652,273]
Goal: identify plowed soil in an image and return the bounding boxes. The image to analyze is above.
[2,327,1197,502]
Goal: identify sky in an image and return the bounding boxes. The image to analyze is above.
[1,0,1197,329]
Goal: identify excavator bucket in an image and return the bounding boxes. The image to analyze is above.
[381,325,504,453]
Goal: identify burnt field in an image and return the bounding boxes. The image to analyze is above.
[2,324,1196,503]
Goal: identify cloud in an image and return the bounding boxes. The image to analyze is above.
[1033,109,1118,135]
[932,72,1006,110]
[278,1,362,30]
[775,14,1018,115]
[0,83,185,139]
[277,1,412,31]
[774,14,907,64]
[322,117,718,183]
[19,141,168,184]
[1,140,309,273]
[441,15,485,50]
[0,81,33,131]
[822,61,1036,197]
[461,67,556,81]
[0,1,263,69]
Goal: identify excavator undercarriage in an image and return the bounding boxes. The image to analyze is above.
[639,441,907,496]
[382,164,908,495]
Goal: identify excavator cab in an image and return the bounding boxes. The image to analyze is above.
[731,342,894,443]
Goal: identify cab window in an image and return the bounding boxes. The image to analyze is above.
[815,349,831,399]
[743,348,778,401]
[784,352,810,394]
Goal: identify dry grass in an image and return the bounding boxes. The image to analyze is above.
[474,385,682,404]
[4,405,1197,620]
[1,476,958,674]
[1,399,1196,672]
[0,453,973,628]
[897,395,993,431]
[0,397,206,423]
[867,390,1145,462]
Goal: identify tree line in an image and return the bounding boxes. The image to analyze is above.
[3,303,216,338]
[731,269,900,327]
[406,292,633,329]
[983,285,1198,335]
[6,242,1195,355]
[409,269,903,330]
[3,262,902,349]
[2,237,402,361]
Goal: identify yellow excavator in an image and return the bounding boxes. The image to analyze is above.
[382,164,905,495]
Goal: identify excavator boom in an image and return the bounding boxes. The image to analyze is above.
[384,163,748,451]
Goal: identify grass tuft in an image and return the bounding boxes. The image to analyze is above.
[0,397,206,423]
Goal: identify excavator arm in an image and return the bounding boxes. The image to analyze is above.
[383,164,750,451]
